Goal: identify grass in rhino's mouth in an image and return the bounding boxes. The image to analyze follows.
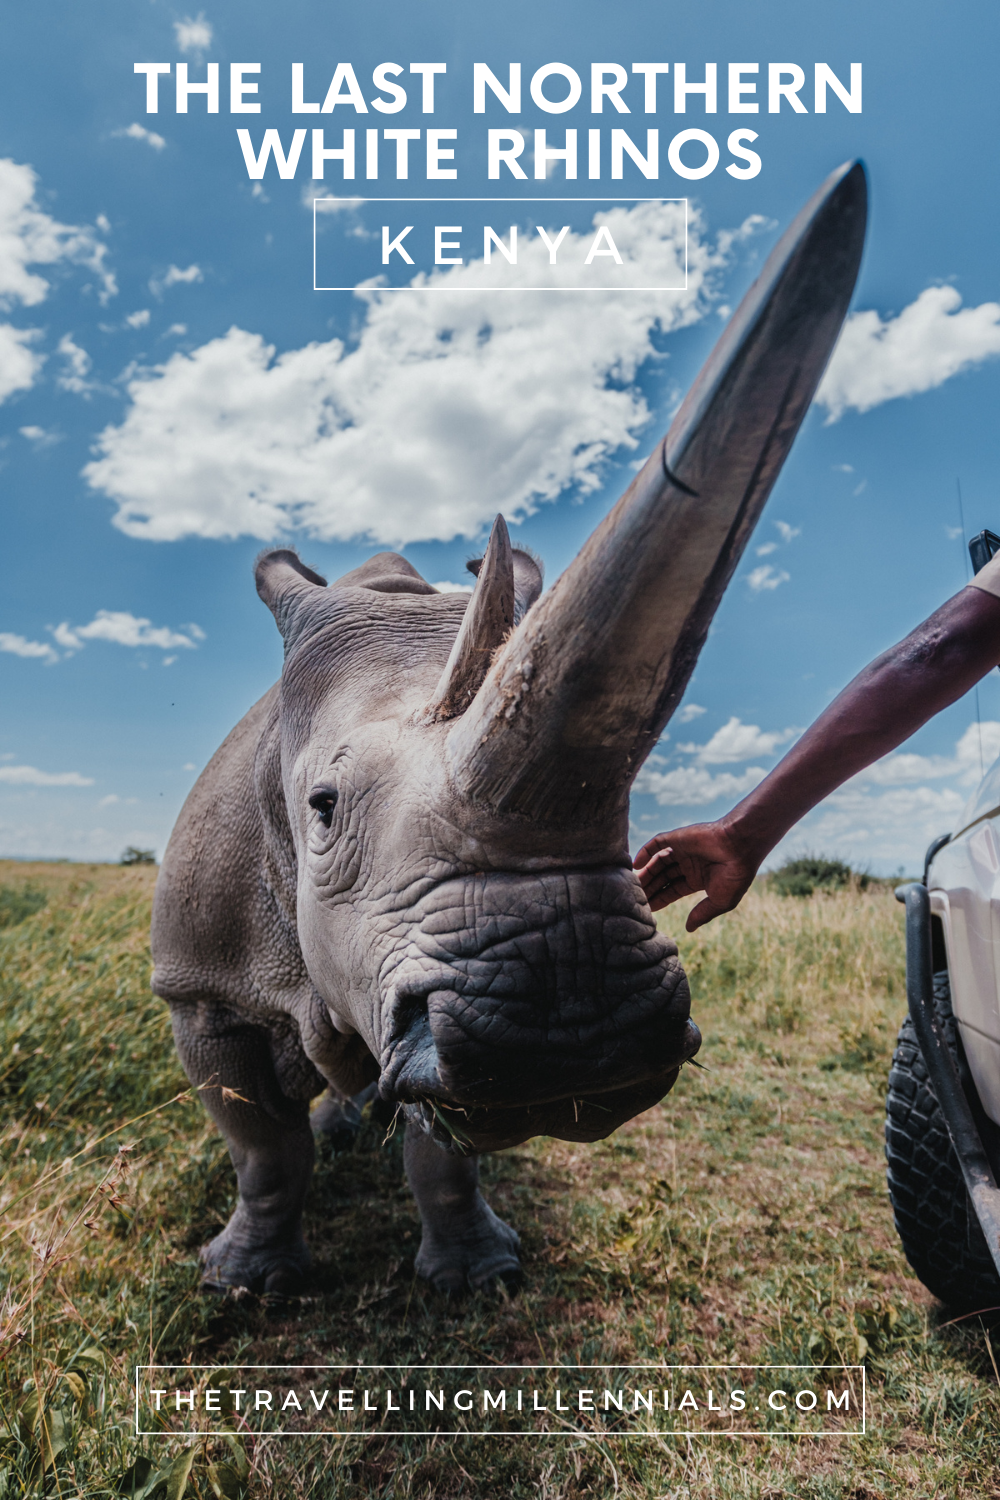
[407,1090,625,1153]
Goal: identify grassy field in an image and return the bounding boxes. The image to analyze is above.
[1,860,999,1498]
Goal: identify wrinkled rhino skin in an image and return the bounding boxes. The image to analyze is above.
[151,554,696,1295]
[150,161,866,1295]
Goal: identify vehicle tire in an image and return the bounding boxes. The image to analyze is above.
[885,971,1000,1311]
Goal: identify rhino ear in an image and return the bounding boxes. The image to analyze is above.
[467,544,543,625]
[255,549,327,639]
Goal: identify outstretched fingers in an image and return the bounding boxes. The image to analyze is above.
[634,844,694,911]
[634,821,759,926]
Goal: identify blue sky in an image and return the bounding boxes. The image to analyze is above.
[2,0,999,872]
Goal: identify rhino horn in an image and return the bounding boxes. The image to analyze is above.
[467,544,544,626]
[425,514,516,721]
[447,159,867,823]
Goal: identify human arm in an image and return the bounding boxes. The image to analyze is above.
[634,584,1000,930]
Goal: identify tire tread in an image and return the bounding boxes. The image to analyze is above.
[885,972,1000,1310]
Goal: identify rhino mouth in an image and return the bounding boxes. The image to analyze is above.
[399,1033,700,1153]
[378,866,696,1129]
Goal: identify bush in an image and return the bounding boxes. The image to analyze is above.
[119,846,156,866]
[770,855,860,898]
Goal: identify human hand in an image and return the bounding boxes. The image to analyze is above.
[633,821,760,931]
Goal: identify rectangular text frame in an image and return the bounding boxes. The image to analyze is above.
[313,196,689,292]
[136,1362,865,1438]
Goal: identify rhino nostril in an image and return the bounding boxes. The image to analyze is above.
[393,988,430,1037]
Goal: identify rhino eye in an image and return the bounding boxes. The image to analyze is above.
[308,786,338,828]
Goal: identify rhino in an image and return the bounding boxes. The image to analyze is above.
[150,161,866,1295]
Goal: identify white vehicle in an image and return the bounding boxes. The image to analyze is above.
[887,531,1000,1309]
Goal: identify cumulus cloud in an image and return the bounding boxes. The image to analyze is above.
[174,14,213,52]
[755,722,1000,875]
[149,264,203,298]
[56,333,93,394]
[52,610,203,653]
[432,580,474,594]
[0,631,58,664]
[0,322,43,402]
[164,264,201,288]
[769,781,967,875]
[0,764,93,786]
[19,424,62,448]
[747,564,790,593]
[633,763,766,807]
[676,703,707,724]
[0,157,115,309]
[126,309,151,329]
[82,203,740,545]
[113,123,166,152]
[848,721,1000,791]
[817,286,1000,422]
[679,716,799,765]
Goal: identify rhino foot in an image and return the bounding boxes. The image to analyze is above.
[414,1198,521,1295]
[199,1214,311,1296]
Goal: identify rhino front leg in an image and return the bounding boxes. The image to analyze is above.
[170,1002,314,1295]
[403,1121,521,1294]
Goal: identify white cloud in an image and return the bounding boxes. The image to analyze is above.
[0,157,115,310]
[0,154,113,406]
[679,716,799,766]
[174,14,213,52]
[52,610,203,653]
[0,764,93,786]
[150,264,203,298]
[747,564,790,592]
[98,794,119,806]
[432,580,474,594]
[757,722,1000,876]
[0,632,58,665]
[113,123,166,152]
[0,323,42,401]
[164,264,201,288]
[165,323,187,337]
[56,333,93,394]
[817,285,1000,422]
[768,781,967,876]
[19,424,62,448]
[126,309,151,329]
[676,703,707,724]
[848,721,1000,791]
[633,764,766,807]
[82,203,740,545]
[755,520,799,558]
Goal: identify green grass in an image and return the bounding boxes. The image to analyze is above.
[0,862,999,1497]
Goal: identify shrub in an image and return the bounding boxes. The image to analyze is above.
[770,855,856,898]
[119,846,156,866]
